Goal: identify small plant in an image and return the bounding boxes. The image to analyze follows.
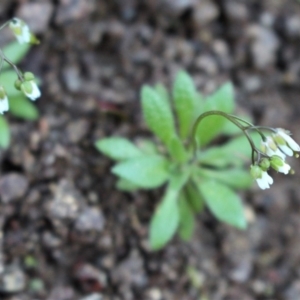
[95,71,299,250]
[0,18,41,148]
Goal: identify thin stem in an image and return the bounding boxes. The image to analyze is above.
[0,20,9,32]
[0,48,23,80]
[189,110,248,158]
[188,110,266,164]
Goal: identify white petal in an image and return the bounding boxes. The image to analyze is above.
[21,25,31,43]
[278,144,293,156]
[25,81,41,101]
[256,172,273,190]
[256,178,269,189]
[279,131,300,152]
[0,97,9,114]
[278,163,291,174]
[263,171,273,185]
[266,147,286,160]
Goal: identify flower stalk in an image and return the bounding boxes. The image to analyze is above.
[190,110,300,190]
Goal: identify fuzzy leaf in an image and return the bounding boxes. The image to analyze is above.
[178,195,195,241]
[116,178,139,192]
[198,179,247,229]
[155,83,169,104]
[173,71,198,139]
[2,41,30,69]
[196,82,235,147]
[198,147,236,168]
[185,182,204,213]
[1,71,20,97]
[141,86,175,147]
[150,187,180,250]
[168,135,188,163]
[112,155,170,189]
[150,171,190,250]
[0,116,10,148]
[199,168,253,189]
[9,96,39,120]
[95,137,143,161]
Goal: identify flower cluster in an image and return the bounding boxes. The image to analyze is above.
[250,128,300,190]
[0,72,41,114]
[0,18,41,114]
[8,18,39,45]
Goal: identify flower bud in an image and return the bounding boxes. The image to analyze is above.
[14,79,22,90]
[250,165,262,179]
[24,72,35,81]
[259,158,270,171]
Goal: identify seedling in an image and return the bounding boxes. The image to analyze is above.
[96,71,299,250]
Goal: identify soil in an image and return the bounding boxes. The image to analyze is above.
[1,0,300,299]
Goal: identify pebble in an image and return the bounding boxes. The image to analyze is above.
[47,286,76,300]
[193,0,219,25]
[0,173,29,204]
[248,25,280,69]
[16,1,54,33]
[111,250,147,287]
[55,0,95,25]
[73,263,107,292]
[75,207,105,232]
[48,180,84,220]
[66,119,89,143]
[0,266,26,293]
[80,293,103,300]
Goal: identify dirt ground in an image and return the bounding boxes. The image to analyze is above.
[1,0,300,299]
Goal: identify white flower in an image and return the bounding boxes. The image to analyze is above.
[0,96,8,114]
[277,162,291,174]
[270,155,291,175]
[250,164,273,190]
[261,137,286,160]
[0,87,8,114]
[256,171,273,190]
[9,18,31,44]
[274,128,300,155]
[21,80,41,101]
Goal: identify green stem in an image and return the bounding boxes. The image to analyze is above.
[0,48,23,80]
[0,21,9,32]
[188,110,265,164]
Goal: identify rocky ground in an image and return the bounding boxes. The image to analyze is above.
[0,0,300,299]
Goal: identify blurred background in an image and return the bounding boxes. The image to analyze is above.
[0,0,300,299]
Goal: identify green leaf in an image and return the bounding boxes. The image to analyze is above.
[9,96,39,120]
[198,168,253,189]
[198,132,261,168]
[155,83,169,104]
[116,178,139,192]
[135,139,158,155]
[2,42,30,68]
[178,195,195,241]
[0,116,10,148]
[150,187,180,250]
[185,181,204,213]
[168,135,188,163]
[222,132,261,160]
[173,71,198,139]
[112,155,170,189]
[0,70,20,97]
[198,147,236,168]
[149,171,189,250]
[198,179,247,229]
[195,82,235,147]
[95,137,143,161]
[141,86,176,147]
